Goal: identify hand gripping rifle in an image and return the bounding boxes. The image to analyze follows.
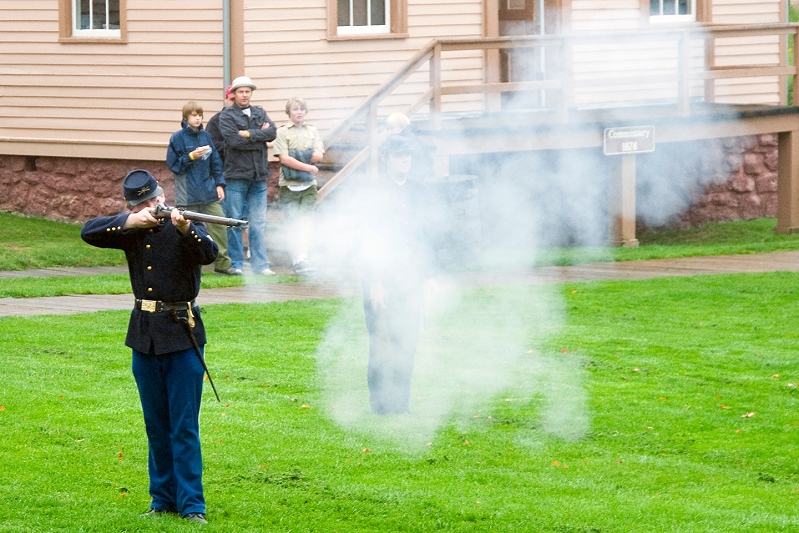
[153,204,248,228]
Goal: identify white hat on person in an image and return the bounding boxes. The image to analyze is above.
[230,76,257,92]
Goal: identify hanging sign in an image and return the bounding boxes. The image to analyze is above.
[603,125,655,155]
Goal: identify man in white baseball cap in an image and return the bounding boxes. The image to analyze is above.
[218,76,277,275]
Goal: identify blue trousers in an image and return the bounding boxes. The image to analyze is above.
[362,279,423,414]
[224,178,269,272]
[132,347,206,517]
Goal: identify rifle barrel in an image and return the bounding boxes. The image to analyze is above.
[153,205,248,228]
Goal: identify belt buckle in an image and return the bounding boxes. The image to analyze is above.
[140,300,157,313]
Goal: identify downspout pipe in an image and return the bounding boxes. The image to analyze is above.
[223,0,231,89]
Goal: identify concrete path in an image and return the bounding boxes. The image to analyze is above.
[2,250,798,318]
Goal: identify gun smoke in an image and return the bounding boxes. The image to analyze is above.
[301,27,734,451]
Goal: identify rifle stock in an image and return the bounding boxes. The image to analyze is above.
[153,204,248,228]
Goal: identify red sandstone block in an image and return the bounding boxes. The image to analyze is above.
[755,173,778,193]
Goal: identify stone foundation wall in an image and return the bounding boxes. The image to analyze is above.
[0,155,281,223]
[676,134,778,228]
[0,135,782,228]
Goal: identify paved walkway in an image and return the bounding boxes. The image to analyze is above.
[2,250,798,318]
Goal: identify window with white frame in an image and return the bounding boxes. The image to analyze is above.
[73,0,120,36]
[337,0,390,35]
[650,0,695,21]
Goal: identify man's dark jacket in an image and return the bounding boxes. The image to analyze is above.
[80,215,218,355]
[218,103,276,181]
[206,110,226,162]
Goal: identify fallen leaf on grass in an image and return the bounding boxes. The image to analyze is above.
[772,374,780,379]
[0,406,5,411]
[742,412,755,418]
[633,368,639,372]
[426,442,432,446]
[551,461,560,466]
[300,404,310,409]
[719,404,730,409]
[561,349,568,353]
[363,448,371,453]
[463,439,470,445]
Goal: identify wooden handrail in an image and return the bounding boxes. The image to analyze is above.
[318,23,799,202]
[322,40,438,148]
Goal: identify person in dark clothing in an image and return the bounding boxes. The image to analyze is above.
[80,170,218,524]
[206,85,235,163]
[360,134,438,415]
[385,112,434,183]
[218,75,277,275]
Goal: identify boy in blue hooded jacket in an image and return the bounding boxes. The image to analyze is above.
[167,101,238,275]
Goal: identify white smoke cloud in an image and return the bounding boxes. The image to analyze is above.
[305,25,742,450]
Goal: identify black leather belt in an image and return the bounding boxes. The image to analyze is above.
[134,299,197,313]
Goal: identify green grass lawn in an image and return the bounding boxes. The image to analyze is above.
[0,272,298,299]
[0,212,126,271]
[3,211,799,298]
[2,273,799,531]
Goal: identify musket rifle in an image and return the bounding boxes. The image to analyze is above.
[153,204,248,228]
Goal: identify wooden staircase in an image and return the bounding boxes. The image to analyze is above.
[262,24,799,264]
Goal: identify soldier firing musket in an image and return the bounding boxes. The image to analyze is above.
[80,169,218,524]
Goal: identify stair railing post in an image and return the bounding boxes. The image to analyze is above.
[703,29,715,103]
[430,41,442,129]
[678,30,691,116]
[558,36,572,123]
[368,100,379,177]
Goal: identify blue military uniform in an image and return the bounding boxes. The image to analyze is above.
[360,135,437,414]
[80,170,218,520]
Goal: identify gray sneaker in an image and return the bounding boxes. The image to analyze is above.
[140,508,175,517]
[292,261,317,274]
[183,512,208,524]
[215,267,242,276]
[259,268,276,276]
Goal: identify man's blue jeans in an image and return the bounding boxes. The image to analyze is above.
[224,179,269,272]
[132,347,205,517]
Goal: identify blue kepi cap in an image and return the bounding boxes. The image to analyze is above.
[123,170,163,206]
